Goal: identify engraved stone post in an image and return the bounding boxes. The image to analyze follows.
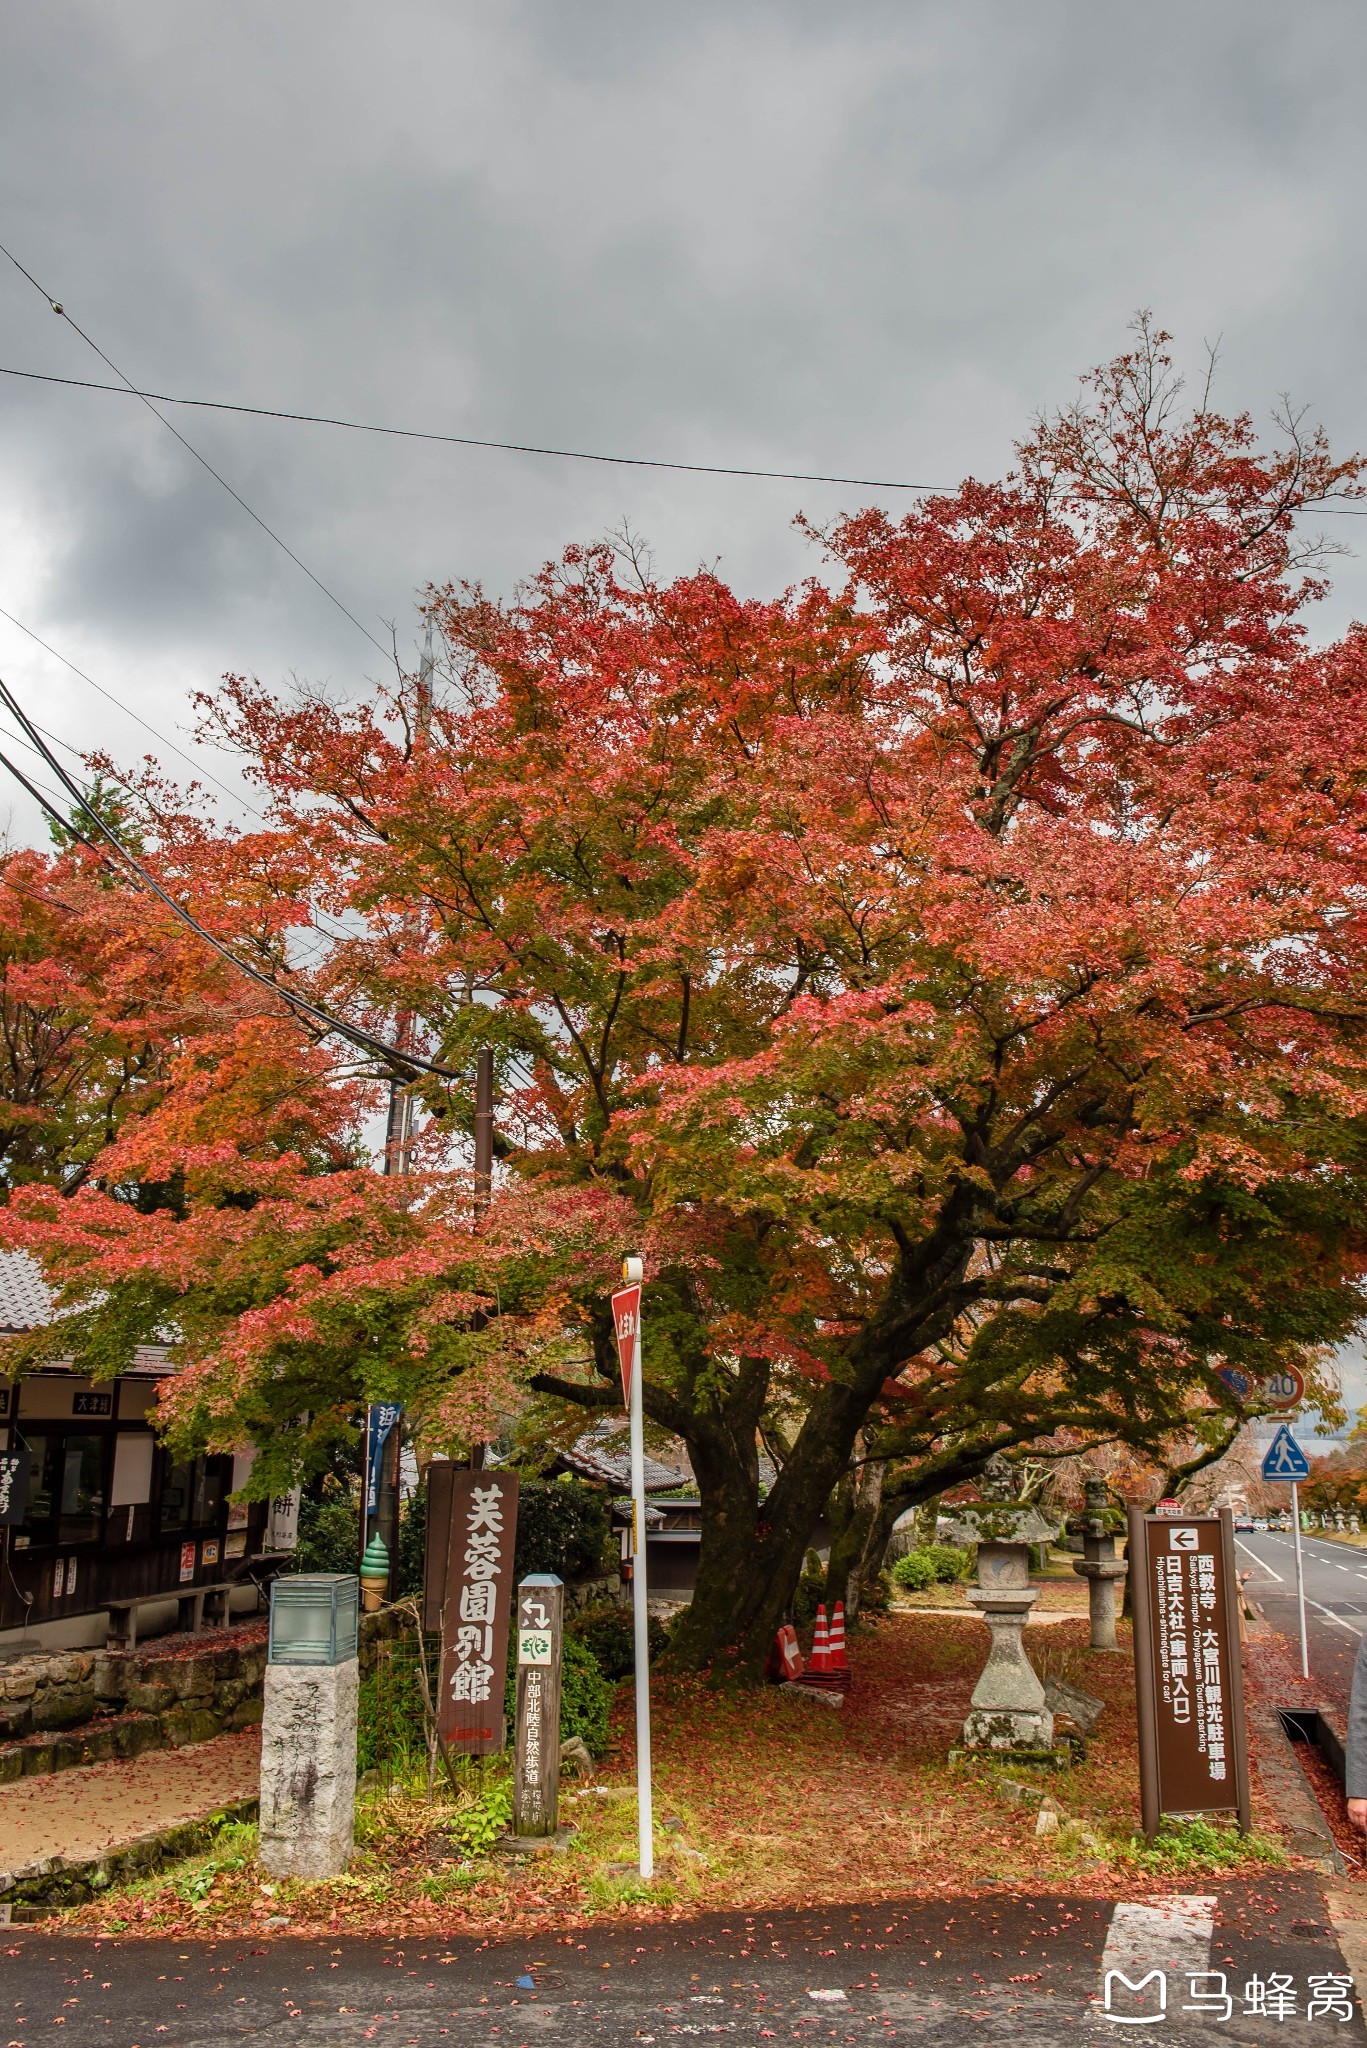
[258,1575,359,1879]
[513,1573,564,1838]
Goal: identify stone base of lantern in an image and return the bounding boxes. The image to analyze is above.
[962,1705,1057,1749]
[258,1657,358,1879]
[959,1585,1055,1753]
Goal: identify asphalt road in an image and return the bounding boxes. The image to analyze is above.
[4,1879,1363,2047]
[1234,1528,1367,1704]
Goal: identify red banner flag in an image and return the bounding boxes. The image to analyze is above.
[611,1283,641,1404]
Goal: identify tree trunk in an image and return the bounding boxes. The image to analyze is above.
[662,1378,903,1676]
[823,1445,884,1621]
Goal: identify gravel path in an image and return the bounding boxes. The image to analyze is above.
[0,1729,260,1873]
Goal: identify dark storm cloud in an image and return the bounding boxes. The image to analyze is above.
[2,0,1367,835]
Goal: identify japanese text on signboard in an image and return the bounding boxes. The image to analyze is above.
[436,1470,519,1755]
[1145,1519,1240,1813]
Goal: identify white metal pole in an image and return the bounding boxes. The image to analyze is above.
[623,1256,654,1880]
[1291,1481,1309,1681]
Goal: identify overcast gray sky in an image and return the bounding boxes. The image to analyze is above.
[5,2,1367,828]
[3,2,1366,1411]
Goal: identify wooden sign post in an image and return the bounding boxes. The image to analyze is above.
[513,1573,564,1838]
[1128,1505,1251,1839]
[434,1470,519,1756]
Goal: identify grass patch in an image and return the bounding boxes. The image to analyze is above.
[1122,1814,1285,1876]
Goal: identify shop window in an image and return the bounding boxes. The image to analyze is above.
[159,1453,229,1532]
[13,1433,106,1547]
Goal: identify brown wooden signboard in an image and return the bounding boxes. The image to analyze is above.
[434,1470,519,1756]
[1128,1506,1251,1837]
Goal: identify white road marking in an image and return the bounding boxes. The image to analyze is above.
[1235,1537,1282,1580]
[1097,1896,1216,2024]
[1308,1599,1366,1636]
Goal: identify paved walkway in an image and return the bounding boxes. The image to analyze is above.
[0,1729,260,1874]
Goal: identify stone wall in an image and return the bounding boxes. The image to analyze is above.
[0,1631,266,1783]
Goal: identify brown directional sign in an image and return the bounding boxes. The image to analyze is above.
[1128,1507,1251,1837]
[513,1574,565,1838]
[435,1470,519,1755]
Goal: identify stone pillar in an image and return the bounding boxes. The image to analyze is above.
[258,1657,358,1879]
[1071,1481,1127,1651]
[962,1542,1054,1751]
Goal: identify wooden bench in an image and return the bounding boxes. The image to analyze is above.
[104,1553,293,1650]
[106,1580,236,1651]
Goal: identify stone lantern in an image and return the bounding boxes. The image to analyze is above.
[1071,1479,1128,1651]
[940,1486,1063,1755]
[259,1573,360,1879]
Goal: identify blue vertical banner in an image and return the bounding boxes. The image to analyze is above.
[366,1403,402,1515]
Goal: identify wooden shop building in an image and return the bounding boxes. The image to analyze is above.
[0,1252,289,1653]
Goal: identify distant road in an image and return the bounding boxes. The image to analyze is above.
[1234,1526,1367,1703]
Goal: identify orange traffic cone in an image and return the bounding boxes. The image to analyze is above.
[828,1600,848,1674]
[809,1604,831,1674]
[765,1623,806,1684]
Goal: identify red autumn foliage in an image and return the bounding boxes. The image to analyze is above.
[6,323,1367,1670]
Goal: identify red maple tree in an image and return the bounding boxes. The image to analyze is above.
[7,323,1367,1670]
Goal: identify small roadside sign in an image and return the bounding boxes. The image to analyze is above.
[1261,1425,1311,1483]
[1216,1367,1253,1404]
[1256,1425,1314,1682]
[1260,1367,1305,1412]
[1154,1497,1184,1516]
[610,1283,641,1404]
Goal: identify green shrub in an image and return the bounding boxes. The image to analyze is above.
[567,1600,668,1679]
[890,1544,971,1590]
[502,1631,613,1757]
[890,1549,937,1590]
[513,1478,613,1583]
[558,1635,614,1755]
[923,1543,972,1583]
[448,1776,512,1855]
[356,1641,431,1775]
[293,1493,361,1576]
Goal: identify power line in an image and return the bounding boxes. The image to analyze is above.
[0,599,265,814]
[0,672,461,1084]
[0,742,80,828]
[0,599,359,955]
[0,243,392,655]
[4,357,1367,516]
[0,362,952,496]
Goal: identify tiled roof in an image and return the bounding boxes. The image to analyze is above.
[0,1248,171,1370]
[560,1429,686,1494]
[0,1251,54,1333]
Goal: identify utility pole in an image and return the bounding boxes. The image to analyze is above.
[366,625,438,1592]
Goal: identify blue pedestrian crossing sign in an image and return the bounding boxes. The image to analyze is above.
[1261,1424,1311,1482]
